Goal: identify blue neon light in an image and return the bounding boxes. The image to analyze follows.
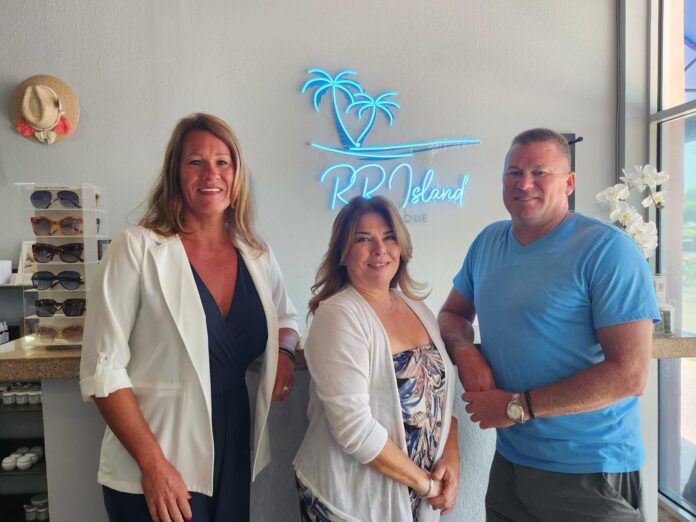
[302,69,364,148]
[303,68,479,210]
[320,163,469,210]
[310,143,413,160]
[310,139,480,160]
[347,92,399,146]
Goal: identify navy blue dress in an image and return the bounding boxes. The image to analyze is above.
[103,255,267,522]
[190,256,268,521]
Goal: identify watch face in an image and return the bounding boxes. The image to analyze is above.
[508,404,524,422]
[507,399,525,423]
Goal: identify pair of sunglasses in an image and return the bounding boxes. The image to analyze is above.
[33,324,83,343]
[31,270,83,290]
[30,190,81,209]
[34,298,86,317]
[30,216,83,236]
[32,243,84,263]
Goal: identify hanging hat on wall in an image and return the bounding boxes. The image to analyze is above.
[9,75,80,145]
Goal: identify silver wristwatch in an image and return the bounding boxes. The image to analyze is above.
[506,393,526,424]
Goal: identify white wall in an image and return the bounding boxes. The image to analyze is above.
[0,1,641,521]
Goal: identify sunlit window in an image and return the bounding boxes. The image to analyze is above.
[662,0,696,108]
[657,1,696,516]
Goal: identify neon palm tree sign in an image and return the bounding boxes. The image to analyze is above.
[302,68,480,210]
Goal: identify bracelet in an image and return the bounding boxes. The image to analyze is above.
[421,475,433,498]
[278,347,296,363]
[524,389,536,420]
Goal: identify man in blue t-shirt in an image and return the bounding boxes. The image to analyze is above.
[438,128,659,521]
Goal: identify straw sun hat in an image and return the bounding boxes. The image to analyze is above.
[9,75,80,144]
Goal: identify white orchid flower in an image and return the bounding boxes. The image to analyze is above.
[596,185,631,222]
[621,165,669,192]
[609,201,638,226]
[628,220,658,258]
[596,183,630,203]
[626,213,647,235]
[642,191,665,209]
[644,165,669,190]
[597,164,665,259]
[621,166,648,192]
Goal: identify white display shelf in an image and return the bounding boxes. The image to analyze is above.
[17,184,106,349]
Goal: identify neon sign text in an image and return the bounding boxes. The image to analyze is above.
[320,163,469,210]
[303,69,479,210]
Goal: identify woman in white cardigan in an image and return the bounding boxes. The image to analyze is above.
[294,196,459,521]
[80,114,300,522]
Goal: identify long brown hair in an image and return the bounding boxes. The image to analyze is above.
[308,196,427,315]
[139,113,265,253]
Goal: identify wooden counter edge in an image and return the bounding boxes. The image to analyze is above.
[651,336,696,359]
[1,337,693,382]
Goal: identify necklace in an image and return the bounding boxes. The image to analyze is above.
[359,289,396,314]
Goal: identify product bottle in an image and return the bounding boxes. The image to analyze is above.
[653,275,675,336]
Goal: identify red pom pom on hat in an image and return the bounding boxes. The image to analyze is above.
[53,116,72,134]
[16,117,34,137]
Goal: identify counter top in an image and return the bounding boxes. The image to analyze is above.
[0,338,308,381]
[0,336,694,381]
[0,339,81,380]
[651,335,696,359]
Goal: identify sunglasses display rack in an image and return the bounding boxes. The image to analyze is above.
[17,184,108,348]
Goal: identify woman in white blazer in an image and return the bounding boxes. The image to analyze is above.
[294,196,460,521]
[80,114,300,522]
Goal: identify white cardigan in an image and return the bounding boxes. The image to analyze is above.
[79,226,299,495]
[294,286,456,522]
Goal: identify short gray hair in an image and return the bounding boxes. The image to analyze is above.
[510,128,571,168]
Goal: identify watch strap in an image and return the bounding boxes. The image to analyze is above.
[524,389,536,420]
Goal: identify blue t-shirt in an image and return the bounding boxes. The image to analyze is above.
[453,213,659,473]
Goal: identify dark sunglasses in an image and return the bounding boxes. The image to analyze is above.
[30,190,81,209]
[32,243,84,263]
[34,298,86,317]
[31,270,83,290]
[33,324,83,343]
[30,216,83,236]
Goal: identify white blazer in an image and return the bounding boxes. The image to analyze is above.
[294,286,456,522]
[79,226,299,495]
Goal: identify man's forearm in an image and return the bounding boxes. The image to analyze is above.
[526,362,641,418]
[525,320,652,418]
[438,310,476,359]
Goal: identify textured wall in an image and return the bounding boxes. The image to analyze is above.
[0,2,640,521]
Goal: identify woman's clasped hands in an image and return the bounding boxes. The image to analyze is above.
[427,453,460,514]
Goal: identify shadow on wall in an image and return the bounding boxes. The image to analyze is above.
[250,370,310,520]
[0,78,18,186]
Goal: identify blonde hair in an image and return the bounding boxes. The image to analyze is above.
[308,196,427,315]
[139,113,265,253]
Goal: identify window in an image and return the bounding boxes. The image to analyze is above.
[656,1,696,516]
[662,0,696,109]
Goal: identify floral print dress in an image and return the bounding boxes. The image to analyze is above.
[297,344,446,522]
[393,343,447,520]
